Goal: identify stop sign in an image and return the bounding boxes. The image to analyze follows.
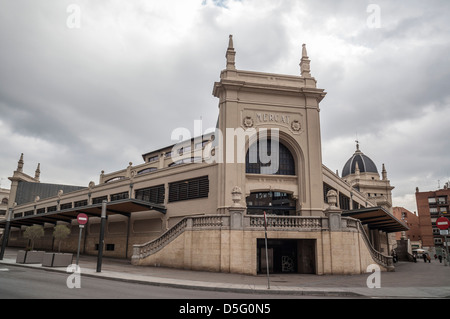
[436,217,449,230]
[77,213,88,225]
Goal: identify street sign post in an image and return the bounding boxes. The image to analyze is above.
[437,217,450,267]
[76,213,88,265]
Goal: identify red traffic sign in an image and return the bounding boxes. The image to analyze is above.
[77,213,88,225]
[436,217,450,230]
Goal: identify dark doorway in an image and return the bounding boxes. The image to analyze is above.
[257,239,316,274]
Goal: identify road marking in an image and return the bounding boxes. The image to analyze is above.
[0,268,9,271]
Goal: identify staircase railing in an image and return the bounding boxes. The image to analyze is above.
[355,219,394,270]
[132,218,188,260]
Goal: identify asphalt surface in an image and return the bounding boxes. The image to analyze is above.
[1,247,450,298]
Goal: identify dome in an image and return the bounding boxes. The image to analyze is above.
[342,144,379,178]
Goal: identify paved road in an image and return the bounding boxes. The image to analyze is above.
[1,247,450,299]
[0,264,336,299]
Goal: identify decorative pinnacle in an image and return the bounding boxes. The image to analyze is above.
[228,34,234,50]
[17,153,24,172]
[35,163,41,180]
[302,43,308,58]
[300,43,311,77]
[226,34,236,70]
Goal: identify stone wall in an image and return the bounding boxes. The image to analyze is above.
[133,219,390,275]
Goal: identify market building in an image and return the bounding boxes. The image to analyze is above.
[0,36,408,275]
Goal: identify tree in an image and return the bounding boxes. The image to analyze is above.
[53,224,71,252]
[23,225,44,250]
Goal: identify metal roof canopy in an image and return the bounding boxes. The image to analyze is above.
[343,206,409,233]
[0,198,166,229]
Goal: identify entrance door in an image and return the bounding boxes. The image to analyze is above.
[297,239,316,274]
[257,239,316,274]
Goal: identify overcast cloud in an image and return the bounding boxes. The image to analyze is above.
[1,0,449,213]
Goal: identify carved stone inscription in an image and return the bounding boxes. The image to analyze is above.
[242,110,303,134]
[256,112,291,125]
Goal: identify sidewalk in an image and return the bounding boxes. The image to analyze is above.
[1,248,450,298]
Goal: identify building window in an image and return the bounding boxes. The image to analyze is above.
[47,206,57,212]
[110,192,129,202]
[169,157,202,167]
[36,208,45,215]
[246,191,296,215]
[24,210,34,216]
[105,176,125,183]
[148,155,159,163]
[92,196,108,205]
[95,243,115,251]
[246,139,295,176]
[60,203,72,210]
[137,167,157,175]
[339,193,350,210]
[428,197,436,205]
[135,185,165,204]
[1,198,8,205]
[168,176,209,203]
[74,200,88,208]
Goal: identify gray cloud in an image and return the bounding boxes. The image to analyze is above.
[1,0,449,213]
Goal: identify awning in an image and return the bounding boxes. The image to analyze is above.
[342,206,409,233]
[0,198,166,229]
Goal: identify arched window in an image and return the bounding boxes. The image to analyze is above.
[1,198,8,205]
[246,139,295,175]
[137,167,157,175]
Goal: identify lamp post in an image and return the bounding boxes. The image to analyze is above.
[96,200,107,272]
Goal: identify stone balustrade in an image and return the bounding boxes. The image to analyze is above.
[248,215,323,230]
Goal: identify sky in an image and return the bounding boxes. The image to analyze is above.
[0,0,449,214]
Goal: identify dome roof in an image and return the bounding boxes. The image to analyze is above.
[342,144,379,178]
